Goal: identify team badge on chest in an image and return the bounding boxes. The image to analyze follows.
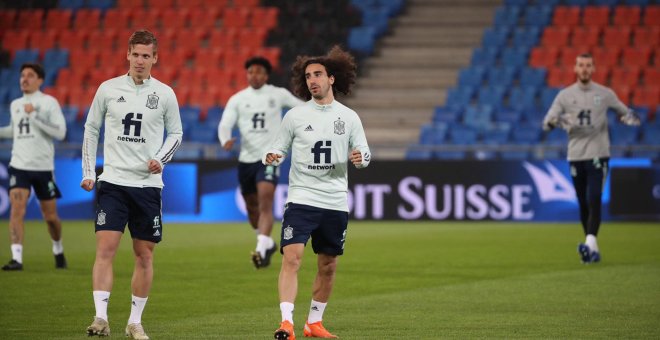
[334,117,345,135]
[593,95,601,106]
[146,93,159,109]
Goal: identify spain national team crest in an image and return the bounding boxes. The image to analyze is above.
[283,226,293,240]
[146,93,159,109]
[593,95,601,106]
[334,117,345,135]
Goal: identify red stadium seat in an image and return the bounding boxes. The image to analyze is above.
[193,48,223,72]
[602,26,632,48]
[173,87,191,106]
[257,47,282,69]
[145,0,176,8]
[68,88,97,108]
[45,9,72,30]
[29,30,58,50]
[547,67,576,88]
[88,29,120,52]
[591,46,621,68]
[16,9,44,30]
[217,85,237,106]
[238,28,268,50]
[570,26,601,49]
[103,9,132,30]
[643,68,660,87]
[591,66,610,85]
[611,85,632,104]
[55,68,88,89]
[208,29,238,49]
[558,46,585,66]
[251,7,279,30]
[632,87,660,108]
[130,9,161,31]
[89,68,121,88]
[176,28,207,52]
[1,30,29,52]
[613,6,641,26]
[0,10,17,29]
[68,50,98,72]
[621,46,652,68]
[233,0,259,7]
[179,0,228,8]
[160,8,189,30]
[642,5,659,26]
[176,69,205,90]
[222,7,250,28]
[632,27,660,48]
[98,50,126,70]
[152,65,177,86]
[73,9,101,30]
[582,6,610,27]
[529,47,559,68]
[189,88,220,110]
[43,87,70,106]
[188,7,222,29]
[58,30,88,50]
[552,6,581,27]
[610,67,641,88]
[541,26,571,48]
[116,0,143,9]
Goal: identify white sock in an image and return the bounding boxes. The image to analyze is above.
[280,302,294,323]
[585,234,599,253]
[52,239,63,255]
[93,291,111,321]
[307,300,327,324]
[256,234,274,258]
[128,295,148,325]
[10,244,22,263]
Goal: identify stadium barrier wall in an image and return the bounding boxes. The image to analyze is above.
[0,158,656,222]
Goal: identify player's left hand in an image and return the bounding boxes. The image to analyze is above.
[148,159,162,174]
[621,112,641,126]
[350,149,362,165]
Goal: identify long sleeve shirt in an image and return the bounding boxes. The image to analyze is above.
[542,81,630,161]
[0,90,66,171]
[218,84,304,163]
[264,100,371,212]
[82,75,182,188]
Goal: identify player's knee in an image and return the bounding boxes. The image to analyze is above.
[134,252,153,268]
[282,253,302,271]
[318,260,337,276]
[44,214,60,226]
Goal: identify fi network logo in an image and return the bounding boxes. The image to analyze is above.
[122,112,143,136]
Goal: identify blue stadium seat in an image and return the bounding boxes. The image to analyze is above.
[623,0,648,5]
[58,0,84,9]
[481,123,512,144]
[445,86,476,107]
[477,86,507,108]
[361,7,390,37]
[494,6,522,27]
[629,149,658,159]
[0,68,18,85]
[463,105,494,130]
[0,87,9,105]
[7,86,22,102]
[418,123,448,145]
[448,124,479,145]
[593,0,620,6]
[511,125,542,144]
[66,121,85,143]
[43,49,69,70]
[216,148,236,160]
[0,106,9,125]
[174,148,203,160]
[486,66,518,88]
[504,0,528,6]
[542,149,565,159]
[512,26,540,49]
[62,106,79,124]
[564,0,590,6]
[540,87,560,110]
[471,47,500,67]
[11,49,40,69]
[86,0,113,10]
[522,6,553,27]
[494,107,523,123]
[458,67,486,87]
[641,126,660,144]
[481,27,510,48]
[433,106,462,123]
[348,27,376,55]
[610,125,640,145]
[501,47,530,68]
[188,125,217,144]
[519,67,547,88]
[508,87,538,111]
[543,128,568,146]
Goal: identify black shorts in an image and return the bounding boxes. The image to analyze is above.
[280,203,349,256]
[95,181,163,243]
[8,166,62,200]
[237,161,279,195]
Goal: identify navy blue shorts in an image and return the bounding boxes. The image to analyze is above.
[238,161,279,195]
[280,203,349,256]
[95,181,163,243]
[8,166,62,200]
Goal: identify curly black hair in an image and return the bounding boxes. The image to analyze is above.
[245,56,272,74]
[290,45,357,100]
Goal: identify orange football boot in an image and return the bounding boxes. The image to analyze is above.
[303,321,337,338]
[274,320,295,340]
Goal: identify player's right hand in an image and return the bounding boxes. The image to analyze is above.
[265,153,282,165]
[81,179,95,192]
[223,138,236,151]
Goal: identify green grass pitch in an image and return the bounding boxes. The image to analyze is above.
[0,221,659,339]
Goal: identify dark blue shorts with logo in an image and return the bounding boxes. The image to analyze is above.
[280,202,349,256]
[94,181,163,243]
[237,161,278,195]
[9,166,62,200]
